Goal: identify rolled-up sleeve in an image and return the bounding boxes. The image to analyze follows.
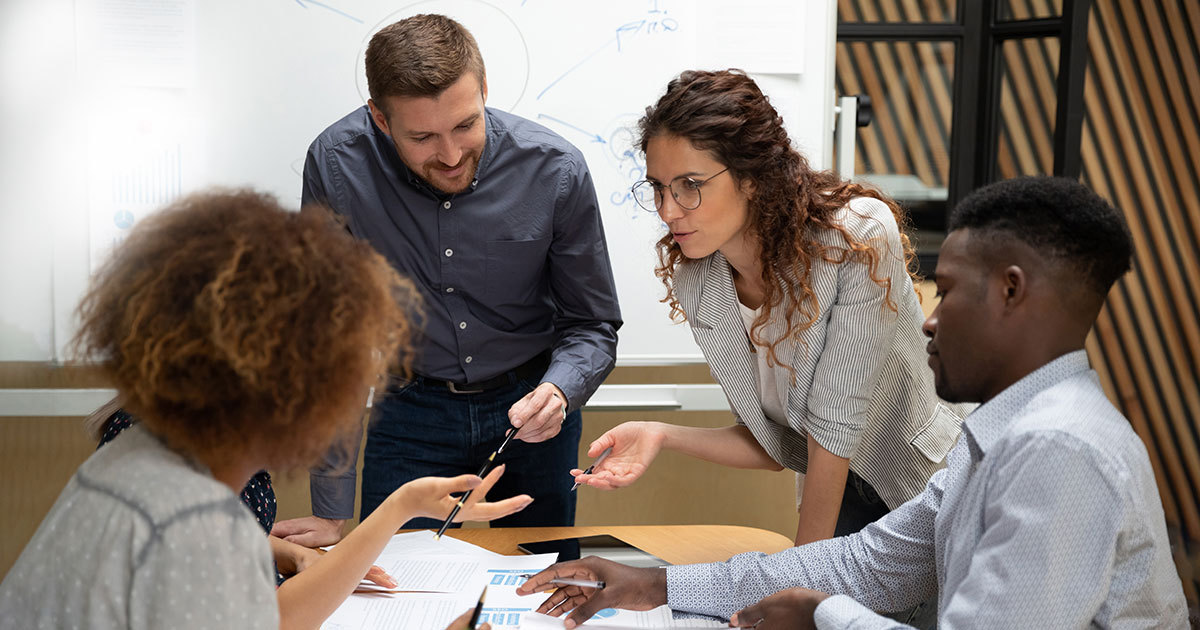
[803,199,905,459]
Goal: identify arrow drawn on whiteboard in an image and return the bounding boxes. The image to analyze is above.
[294,0,363,24]
[537,37,617,100]
[536,114,607,144]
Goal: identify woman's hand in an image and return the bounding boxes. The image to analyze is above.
[729,587,830,630]
[570,422,666,490]
[392,464,533,523]
[269,535,397,588]
[516,556,668,629]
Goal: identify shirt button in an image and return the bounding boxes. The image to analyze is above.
[442,201,452,210]
[446,287,454,293]
[471,180,478,188]
[465,356,473,363]
[444,248,453,257]
[459,321,467,329]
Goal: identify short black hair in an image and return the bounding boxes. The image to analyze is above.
[948,176,1133,295]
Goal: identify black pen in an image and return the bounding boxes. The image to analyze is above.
[434,426,519,539]
[467,586,487,630]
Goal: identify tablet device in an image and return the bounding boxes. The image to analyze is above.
[516,534,668,568]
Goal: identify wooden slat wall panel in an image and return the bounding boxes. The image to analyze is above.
[840,0,1199,608]
[1081,0,1200,606]
[837,0,957,190]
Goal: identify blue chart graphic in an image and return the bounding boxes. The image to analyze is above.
[111,145,182,208]
[488,570,525,586]
[479,608,524,625]
[113,210,135,229]
[593,608,619,619]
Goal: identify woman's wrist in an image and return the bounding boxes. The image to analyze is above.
[641,421,672,451]
[381,486,419,523]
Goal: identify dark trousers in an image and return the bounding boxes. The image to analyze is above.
[360,376,582,529]
[834,470,892,537]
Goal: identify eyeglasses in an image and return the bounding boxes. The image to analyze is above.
[631,168,729,213]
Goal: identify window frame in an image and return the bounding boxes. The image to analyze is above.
[837,0,1092,270]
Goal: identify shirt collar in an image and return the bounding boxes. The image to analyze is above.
[962,350,1091,457]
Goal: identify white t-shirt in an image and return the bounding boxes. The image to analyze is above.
[736,300,790,426]
[738,301,808,504]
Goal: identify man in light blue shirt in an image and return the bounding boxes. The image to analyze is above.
[518,176,1189,628]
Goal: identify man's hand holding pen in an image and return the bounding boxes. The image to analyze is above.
[516,557,668,629]
[508,382,569,443]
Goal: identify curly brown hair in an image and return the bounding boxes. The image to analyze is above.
[73,190,420,474]
[640,69,919,371]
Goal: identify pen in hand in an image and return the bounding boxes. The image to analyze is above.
[434,426,520,539]
[571,446,613,491]
[519,574,606,590]
[467,586,487,630]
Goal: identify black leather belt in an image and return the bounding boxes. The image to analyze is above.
[417,351,550,394]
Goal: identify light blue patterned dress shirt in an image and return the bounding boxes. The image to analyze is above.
[667,351,1188,628]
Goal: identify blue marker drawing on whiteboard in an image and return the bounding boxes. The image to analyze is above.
[293,0,362,24]
[615,17,678,52]
[537,37,616,100]
[538,2,680,99]
[536,114,606,144]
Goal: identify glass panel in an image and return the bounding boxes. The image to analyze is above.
[998,0,1064,21]
[994,37,1060,179]
[838,0,956,23]
[835,40,956,261]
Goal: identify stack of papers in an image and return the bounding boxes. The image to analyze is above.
[321,531,556,630]
[523,607,726,629]
[319,530,725,629]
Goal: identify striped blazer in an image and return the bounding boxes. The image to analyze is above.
[675,197,964,509]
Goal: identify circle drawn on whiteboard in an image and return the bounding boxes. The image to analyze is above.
[113,210,135,230]
[354,1,530,112]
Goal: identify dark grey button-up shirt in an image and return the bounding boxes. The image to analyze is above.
[302,105,620,400]
[301,106,621,518]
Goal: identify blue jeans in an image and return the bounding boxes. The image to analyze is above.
[360,376,582,529]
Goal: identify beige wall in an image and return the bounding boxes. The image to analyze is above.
[1,283,942,580]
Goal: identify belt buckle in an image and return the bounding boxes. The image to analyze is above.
[446,381,484,394]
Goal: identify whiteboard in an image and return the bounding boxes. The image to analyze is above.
[0,0,837,365]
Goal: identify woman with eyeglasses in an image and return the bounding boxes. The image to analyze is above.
[572,70,965,547]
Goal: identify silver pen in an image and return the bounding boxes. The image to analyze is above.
[519,574,606,590]
[571,446,613,491]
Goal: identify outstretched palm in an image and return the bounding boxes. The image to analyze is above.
[572,422,665,489]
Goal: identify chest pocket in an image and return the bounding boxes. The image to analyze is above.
[485,237,551,307]
[911,402,964,464]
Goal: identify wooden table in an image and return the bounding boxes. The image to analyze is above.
[438,525,793,565]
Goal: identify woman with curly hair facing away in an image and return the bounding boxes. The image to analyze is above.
[572,70,965,547]
[0,190,526,630]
